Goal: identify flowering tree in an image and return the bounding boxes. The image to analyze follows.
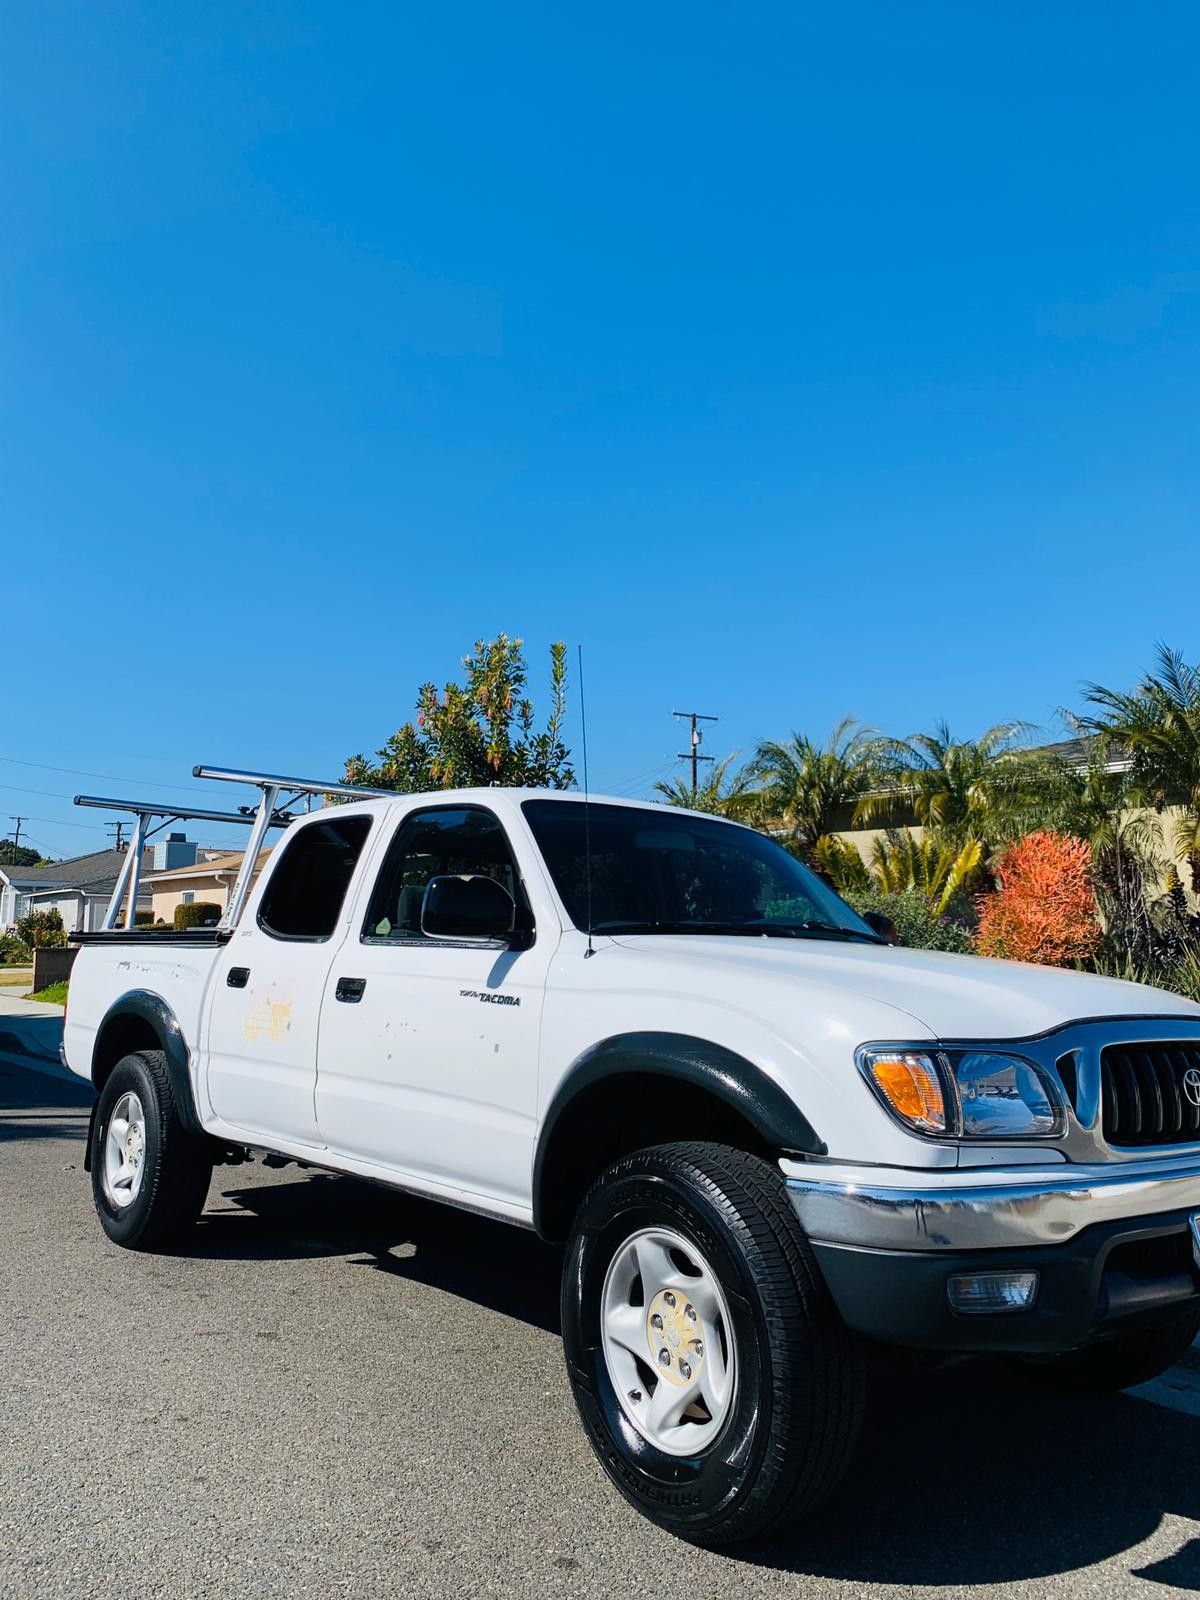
[975,831,1101,966]
[345,635,574,793]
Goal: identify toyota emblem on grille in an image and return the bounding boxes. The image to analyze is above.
[1184,1068,1200,1108]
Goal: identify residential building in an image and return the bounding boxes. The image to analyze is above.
[0,849,154,933]
[147,848,272,925]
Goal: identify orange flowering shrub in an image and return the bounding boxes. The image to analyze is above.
[975,831,1101,966]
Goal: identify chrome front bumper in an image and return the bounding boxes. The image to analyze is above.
[782,1154,1200,1252]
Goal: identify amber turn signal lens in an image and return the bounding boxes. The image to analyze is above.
[865,1052,947,1133]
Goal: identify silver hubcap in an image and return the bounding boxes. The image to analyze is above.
[103,1092,147,1209]
[601,1227,737,1456]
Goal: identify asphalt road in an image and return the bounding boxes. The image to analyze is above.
[4,1055,1200,1600]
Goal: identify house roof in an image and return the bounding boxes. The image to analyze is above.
[0,848,154,894]
[147,847,272,884]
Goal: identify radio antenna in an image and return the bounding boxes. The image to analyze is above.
[578,644,595,957]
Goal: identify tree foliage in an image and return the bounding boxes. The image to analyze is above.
[0,841,41,868]
[15,907,67,950]
[859,719,1041,848]
[975,832,1101,966]
[750,719,891,859]
[653,753,758,820]
[1077,644,1200,892]
[346,635,574,794]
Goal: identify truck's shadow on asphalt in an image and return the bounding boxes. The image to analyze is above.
[199,1168,1200,1589]
[196,1170,563,1333]
[0,1052,91,1142]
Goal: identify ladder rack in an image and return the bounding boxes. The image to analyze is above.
[75,763,396,933]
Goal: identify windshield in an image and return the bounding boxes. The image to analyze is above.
[521,800,881,942]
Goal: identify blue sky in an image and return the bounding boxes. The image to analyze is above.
[3,2,1198,860]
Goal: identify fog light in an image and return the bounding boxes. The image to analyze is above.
[947,1270,1039,1314]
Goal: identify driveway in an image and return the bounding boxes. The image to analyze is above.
[3,1046,1200,1599]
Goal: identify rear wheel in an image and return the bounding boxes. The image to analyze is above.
[561,1141,865,1548]
[91,1050,213,1249]
[1018,1308,1200,1393]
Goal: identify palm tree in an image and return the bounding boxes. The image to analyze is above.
[654,753,757,820]
[751,719,890,858]
[1077,645,1200,892]
[859,719,1038,847]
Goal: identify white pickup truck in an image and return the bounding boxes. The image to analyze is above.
[63,768,1200,1547]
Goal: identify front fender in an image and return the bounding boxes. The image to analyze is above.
[532,1030,825,1235]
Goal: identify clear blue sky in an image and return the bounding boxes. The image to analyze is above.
[3,3,1198,860]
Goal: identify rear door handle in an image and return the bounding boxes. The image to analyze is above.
[227,967,250,989]
[335,976,366,1003]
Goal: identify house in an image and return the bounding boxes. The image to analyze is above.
[0,849,154,934]
[147,847,272,925]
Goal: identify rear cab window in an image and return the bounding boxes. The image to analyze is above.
[257,814,374,942]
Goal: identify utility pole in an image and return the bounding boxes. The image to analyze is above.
[8,816,26,855]
[107,820,128,852]
[672,710,718,800]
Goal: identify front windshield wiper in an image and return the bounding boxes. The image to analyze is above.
[592,918,885,945]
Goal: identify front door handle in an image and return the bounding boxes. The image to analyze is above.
[335,976,366,1003]
[227,966,250,989]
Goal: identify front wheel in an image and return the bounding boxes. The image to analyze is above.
[561,1142,865,1548]
[91,1050,213,1249]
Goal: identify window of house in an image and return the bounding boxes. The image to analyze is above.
[363,806,520,941]
[181,891,195,906]
[257,814,373,942]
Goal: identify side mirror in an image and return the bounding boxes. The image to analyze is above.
[421,874,517,943]
[861,909,900,945]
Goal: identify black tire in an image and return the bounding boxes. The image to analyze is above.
[560,1141,865,1548]
[90,1050,213,1250]
[1018,1308,1200,1393]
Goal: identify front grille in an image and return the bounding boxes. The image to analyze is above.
[1100,1042,1200,1146]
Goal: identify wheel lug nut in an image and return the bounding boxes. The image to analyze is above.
[658,1348,671,1366]
[685,1303,696,1321]
[679,1360,692,1380]
[650,1313,664,1330]
[663,1292,676,1308]
[692,1339,703,1357]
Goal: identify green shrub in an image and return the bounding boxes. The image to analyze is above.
[174,901,222,931]
[0,932,32,965]
[846,886,978,954]
[15,908,67,949]
[1091,947,1200,1004]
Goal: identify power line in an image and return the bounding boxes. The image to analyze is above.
[2,812,110,834]
[0,753,232,798]
[672,710,718,801]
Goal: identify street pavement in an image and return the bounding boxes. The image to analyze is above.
[3,1024,1200,1599]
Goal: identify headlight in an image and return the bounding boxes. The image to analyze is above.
[858,1047,1067,1140]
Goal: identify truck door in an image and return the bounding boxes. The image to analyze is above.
[314,803,554,1209]
[202,812,375,1146]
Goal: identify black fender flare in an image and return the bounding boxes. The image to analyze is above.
[91,990,204,1138]
[532,1031,825,1236]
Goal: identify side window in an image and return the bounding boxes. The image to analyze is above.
[363,807,519,941]
[258,814,373,941]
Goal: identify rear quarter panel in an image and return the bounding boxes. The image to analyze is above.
[64,941,221,1083]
